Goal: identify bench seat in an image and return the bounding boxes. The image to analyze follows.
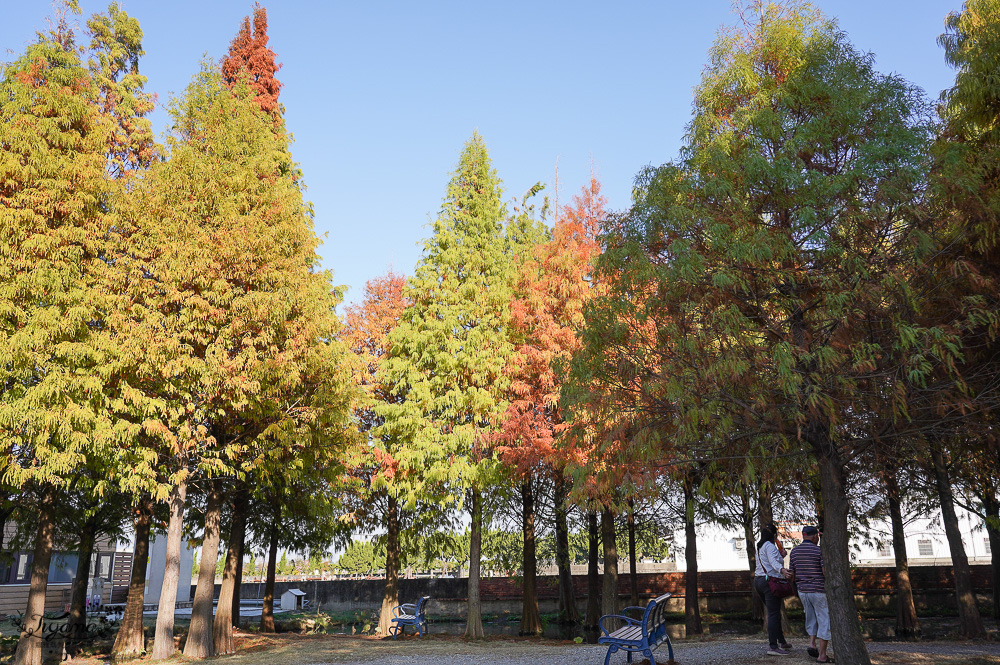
[597,593,674,665]
[390,595,430,639]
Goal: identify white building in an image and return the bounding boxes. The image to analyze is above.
[144,534,196,605]
[673,506,992,571]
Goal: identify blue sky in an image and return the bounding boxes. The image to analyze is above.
[2,1,961,307]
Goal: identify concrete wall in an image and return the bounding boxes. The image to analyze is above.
[192,564,995,618]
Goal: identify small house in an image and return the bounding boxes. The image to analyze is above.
[280,588,307,610]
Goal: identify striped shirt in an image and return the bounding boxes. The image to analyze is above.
[789,541,825,593]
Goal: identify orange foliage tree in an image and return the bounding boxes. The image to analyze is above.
[498,177,606,632]
[340,272,418,636]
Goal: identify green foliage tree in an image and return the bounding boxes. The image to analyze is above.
[108,55,352,657]
[572,3,937,661]
[378,132,544,637]
[0,4,154,662]
[934,0,1000,633]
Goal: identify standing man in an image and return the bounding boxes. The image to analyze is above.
[789,526,831,663]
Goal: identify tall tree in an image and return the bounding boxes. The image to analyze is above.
[931,0,1000,636]
[340,271,417,637]
[0,4,153,662]
[378,133,543,637]
[572,4,936,663]
[498,177,606,628]
[113,54,350,657]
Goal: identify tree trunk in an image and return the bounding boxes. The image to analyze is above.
[758,484,774,530]
[113,497,152,658]
[584,510,601,643]
[979,490,1000,627]
[741,486,764,621]
[66,515,98,656]
[231,537,244,629]
[214,486,248,654]
[883,466,920,638]
[184,480,223,658]
[377,495,401,637]
[260,511,280,633]
[152,476,188,660]
[814,434,871,665]
[13,488,56,665]
[600,505,619,618]
[684,476,703,635]
[464,486,484,638]
[519,481,542,635]
[627,498,639,607]
[554,473,578,624]
[930,444,986,638]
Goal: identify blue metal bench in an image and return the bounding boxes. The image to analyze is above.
[598,592,674,665]
[390,595,430,639]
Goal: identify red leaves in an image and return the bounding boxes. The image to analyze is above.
[221,4,283,116]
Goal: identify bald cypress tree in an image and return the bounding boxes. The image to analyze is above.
[0,12,114,665]
[379,133,544,637]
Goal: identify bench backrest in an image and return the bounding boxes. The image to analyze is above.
[642,593,672,641]
[414,595,431,618]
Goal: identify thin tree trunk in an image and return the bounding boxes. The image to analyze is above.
[930,444,986,638]
[758,484,774,530]
[113,497,153,658]
[377,495,401,637]
[741,486,764,621]
[184,480,223,658]
[66,515,98,656]
[214,485,248,654]
[231,537,244,629]
[260,511,280,633]
[13,488,56,665]
[600,505,619,618]
[814,432,871,665]
[684,476,703,635]
[520,481,542,635]
[627,498,639,607]
[152,475,188,660]
[883,465,920,638]
[554,473,578,624]
[464,486,484,638]
[584,510,601,643]
[811,473,825,533]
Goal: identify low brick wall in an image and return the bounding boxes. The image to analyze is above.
[196,564,994,618]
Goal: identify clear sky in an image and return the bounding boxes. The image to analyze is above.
[2,1,962,307]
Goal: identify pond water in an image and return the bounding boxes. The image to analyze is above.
[333,616,968,642]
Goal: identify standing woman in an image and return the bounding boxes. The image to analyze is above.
[755,525,794,656]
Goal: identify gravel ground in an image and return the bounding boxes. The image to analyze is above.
[224,634,1000,665]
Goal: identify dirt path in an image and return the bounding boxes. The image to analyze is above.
[208,633,1000,665]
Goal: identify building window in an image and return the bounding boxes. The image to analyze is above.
[696,549,702,561]
[48,553,78,584]
[986,538,992,556]
[2,552,82,584]
[917,540,934,556]
[14,553,32,583]
[90,552,113,579]
[877,545,892,558]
